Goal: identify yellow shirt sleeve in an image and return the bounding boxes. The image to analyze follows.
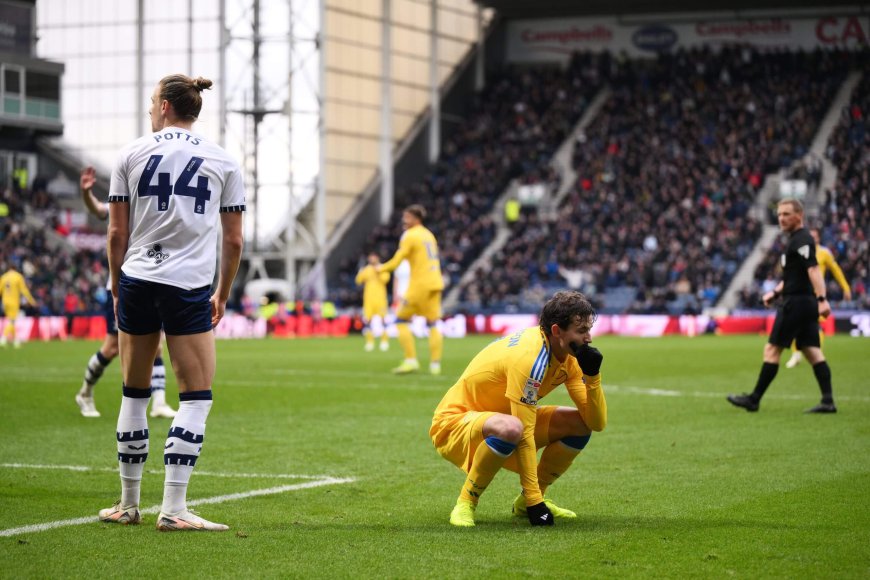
[354,267,366,286]
[823,253,851,296]
[380,234,412,273]
[510,399,543,506]
[506,358,544,505]
[378,270,390,285]
[565,372,607,432]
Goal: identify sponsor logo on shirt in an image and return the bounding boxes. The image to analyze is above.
[146,243,170,265]
[521,378,541,406]
[797,245,810,260]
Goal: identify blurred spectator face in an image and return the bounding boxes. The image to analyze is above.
[810,228,821,245]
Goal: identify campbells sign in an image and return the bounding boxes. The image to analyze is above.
[507,13,869,62]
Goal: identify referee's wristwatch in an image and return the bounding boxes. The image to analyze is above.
[817,296,827,303]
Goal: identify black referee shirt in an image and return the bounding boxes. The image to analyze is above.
[781,227,818,296]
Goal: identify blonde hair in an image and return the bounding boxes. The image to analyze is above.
[158,74,213,121]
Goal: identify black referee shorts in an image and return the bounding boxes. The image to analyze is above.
[768,295,821,349]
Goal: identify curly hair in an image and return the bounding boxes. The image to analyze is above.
[539,291,597,336]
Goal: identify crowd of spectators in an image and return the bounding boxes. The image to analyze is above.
[459,47,857,314]
[740,65,870,310]
[331,52,615,307]
[1,184,108,317]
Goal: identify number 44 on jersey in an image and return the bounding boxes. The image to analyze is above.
[138,154,211,214]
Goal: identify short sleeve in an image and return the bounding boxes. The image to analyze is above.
[794,237,817,268]
[220,163,246,213]
[108,149,130,203]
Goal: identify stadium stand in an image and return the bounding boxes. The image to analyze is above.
[330,52,615,308]
[739,66,870,310]
[458,47,858,314]
[0,184,107,317]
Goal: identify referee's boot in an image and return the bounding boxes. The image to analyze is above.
[726,393,759,412]
[805,401,837,414]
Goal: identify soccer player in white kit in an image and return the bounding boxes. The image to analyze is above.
[99,74,245,532]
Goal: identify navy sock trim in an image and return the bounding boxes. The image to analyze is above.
[396,319,411,324]
[561,434,591,450]
[154,356,164,366]
[117,429,149,442]
[179,390,213,401]
[122,385,152,398]
[96,351,111,366]
[484,436,517,456]
[164,453,199,466]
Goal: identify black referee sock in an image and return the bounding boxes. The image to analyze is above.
[812,361,834,404]
[751,362,779,401]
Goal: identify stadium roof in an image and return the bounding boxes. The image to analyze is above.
[477,0,858,18]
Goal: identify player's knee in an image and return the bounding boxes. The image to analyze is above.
[498,416,523,444]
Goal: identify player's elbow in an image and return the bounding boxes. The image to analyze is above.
[223,232,244,254]
[586,414,607,432]
[106,226,127,246]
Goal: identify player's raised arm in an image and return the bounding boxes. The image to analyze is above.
[80,166,108,220]
[379,235,410,273]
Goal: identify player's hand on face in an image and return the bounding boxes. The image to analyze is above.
[761,291,775,307]
[210,294,226,328]
[570,343,603,376]
[80,166,96,191]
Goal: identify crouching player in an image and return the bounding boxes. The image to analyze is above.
[430,291,607,527]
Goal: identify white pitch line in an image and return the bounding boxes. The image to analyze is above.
[0,477,355,538]
[607,384,870,403]
[0,463,336,480]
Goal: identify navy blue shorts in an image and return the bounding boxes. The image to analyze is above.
[117,271,212,336]
[104,292,118,336]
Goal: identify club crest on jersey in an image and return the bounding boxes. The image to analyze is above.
[521,378,541,406]
[146,243,170,265]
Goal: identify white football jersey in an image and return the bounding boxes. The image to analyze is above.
[109,127,246,290]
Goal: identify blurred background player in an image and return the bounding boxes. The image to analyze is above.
[727,199,836,414]
[355,252,390,352]
[430,291,607,527]
[784,226,851,369]
[0,260,36,348]
[377,204,444,375]
[75,166,176,419]
[99,74,245,532]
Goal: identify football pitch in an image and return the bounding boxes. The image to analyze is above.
[1,334,868,578]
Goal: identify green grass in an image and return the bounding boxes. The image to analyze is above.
[0,335,868,578]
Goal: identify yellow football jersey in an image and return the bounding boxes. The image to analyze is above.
[380,225,443,292]
[432,326,606,503]
[355,265,390,309]
[0,270,35,306]
[816,245,850,294]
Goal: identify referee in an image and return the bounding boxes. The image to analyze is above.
[727,198,836,413]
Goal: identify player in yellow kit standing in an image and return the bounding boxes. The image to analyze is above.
[430,291,607,527]
[0,261,37,348]
[785,227,851,368]
[377,204,444,375]
[355,252,390,352]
